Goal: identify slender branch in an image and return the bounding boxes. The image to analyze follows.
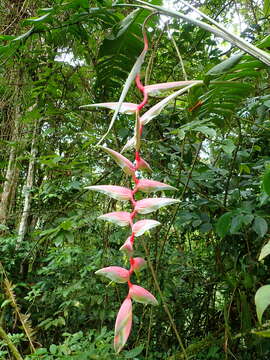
[166,23,188,81]
[223,119,241,206]
[157,141,203,268]
[142,239,188,360]
[145,20,167,85]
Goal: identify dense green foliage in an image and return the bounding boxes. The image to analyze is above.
[0,0,270,359]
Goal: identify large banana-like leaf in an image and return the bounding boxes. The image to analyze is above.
[135,0,270,66]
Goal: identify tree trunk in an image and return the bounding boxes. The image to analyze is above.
[17,118,38,246]
[0,107,19,226]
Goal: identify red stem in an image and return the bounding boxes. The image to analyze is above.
[127,30,149,291]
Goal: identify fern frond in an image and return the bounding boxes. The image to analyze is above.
[4,278,36,353]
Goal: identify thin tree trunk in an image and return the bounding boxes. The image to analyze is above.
[17,118,38,246]
[0,109,19,226]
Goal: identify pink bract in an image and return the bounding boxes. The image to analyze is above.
[129,284,158,306]
[85,185,132,201]
[132,219,160,237]
[80,102,138,114]
[101,147,135,176]
[98,212,131,227]
[137,157,152,172]
[119,236,134,257]
[114,298,132,353]
[95,266,130,283]
[133,257,147,272]
[137,179,177,193]
[135,198,180,214]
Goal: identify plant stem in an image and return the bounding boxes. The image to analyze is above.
[142,239,188,360]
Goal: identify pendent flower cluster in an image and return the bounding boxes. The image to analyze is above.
[85,31,179,353]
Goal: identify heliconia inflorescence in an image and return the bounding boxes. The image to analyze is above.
[86,27,179,353]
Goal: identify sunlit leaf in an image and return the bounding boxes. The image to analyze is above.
[264,0,270,16]
[206,53,243,76]
[255,285,270,324]
[259,241,270,261]
[253,329,270,338]
[23,13,51,23]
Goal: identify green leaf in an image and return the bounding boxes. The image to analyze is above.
[24,13,51,24]
[113,9,141,39]
[259,241,270,261]
[221,139,236,155]
[194,125,216,138]
[206,53,243,76]
[264,0,270,16]
[262,168,270,196]
[1,299,11,308]
[264,100,270,108]
[216,212,233,238]
[35,348,48,355]
[255,285,270,324]
[240,163,250,174]
[230,214,245,234]
[243,214,254,225]
[13,28,34,41]
[97,30,147,145]
[49,344,57,355]
[124,344,144,358]
[253,217,268,238]
[253,329,270,337]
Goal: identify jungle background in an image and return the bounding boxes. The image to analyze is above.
[0,0,270,359]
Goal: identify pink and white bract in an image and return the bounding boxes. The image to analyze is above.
[119,236,134,257]
[98,211,131,227]
[133,257,147,272]
[85,185,132,201]
[135,197,180,214]
[101,147,135,176]
[95,266,130,283]
[132,219,161,237]
[129,284,158,306]
[114,298,132,353]
[80,102,138,114]
[137,179,177,193]
[137,156,152,172]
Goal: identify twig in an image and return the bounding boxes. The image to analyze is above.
[157,140,203,268]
